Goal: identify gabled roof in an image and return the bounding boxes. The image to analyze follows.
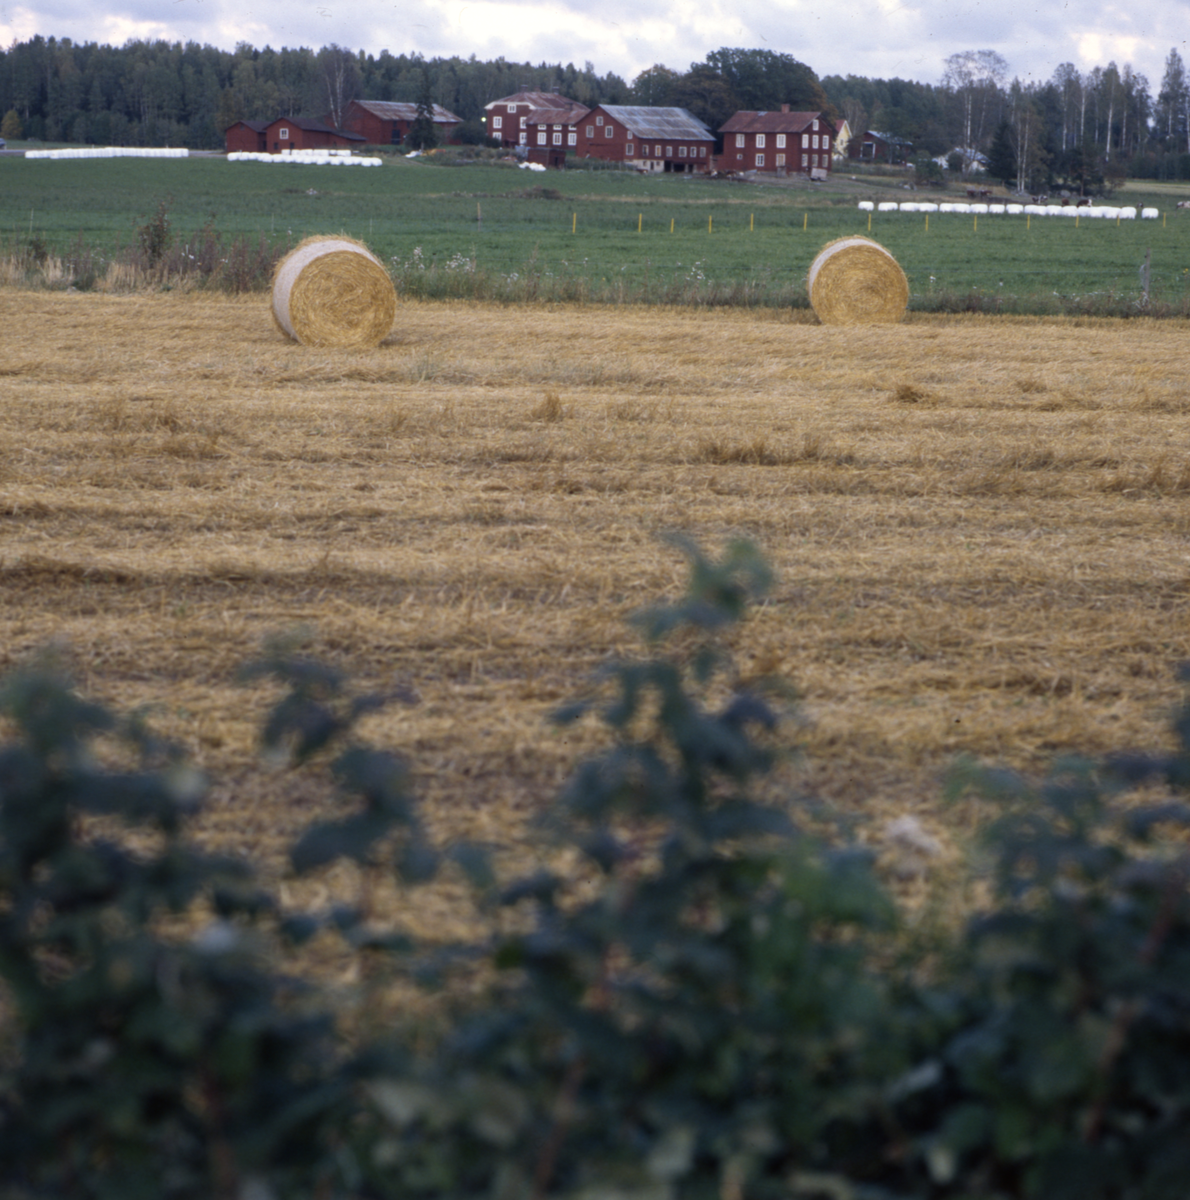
[863,130,912,145]
[596,106,713,140]
[350,100,461,124]
[228,119,269,133]
[266,116,367,140]
[485,90,579,111]
[524,104,591,127]
[719,110,832,134]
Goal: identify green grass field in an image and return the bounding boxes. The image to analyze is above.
[2,153,1189,308]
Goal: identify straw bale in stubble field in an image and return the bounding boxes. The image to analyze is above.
[271,235,396,348]
[807,236,909,326]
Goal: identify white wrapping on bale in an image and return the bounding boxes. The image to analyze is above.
[807,236,909,326]
[271,235,396,349]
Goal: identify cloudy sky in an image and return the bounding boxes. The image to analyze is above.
[1,0,1185,91]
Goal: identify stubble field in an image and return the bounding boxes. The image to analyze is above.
[2,289,1189,928]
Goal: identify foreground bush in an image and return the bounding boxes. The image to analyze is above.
[1,542,1188,1199]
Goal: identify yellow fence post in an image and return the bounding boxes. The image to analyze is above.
[670,217,674,233]
[925,214,929,232]
[572,212,576,233]
[803,212,808,231]
[709,215,713,233]
[867,212,871,232]
[974,214,978,232]
[1027,214,1031,230]
[638,213,642,233]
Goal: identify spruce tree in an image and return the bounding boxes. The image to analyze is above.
[986,119,1015,187]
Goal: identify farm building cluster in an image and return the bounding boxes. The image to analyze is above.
[224,88,859,177]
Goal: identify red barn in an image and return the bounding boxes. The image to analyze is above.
[484,89,582,148]
[259,117,365,154]
[225,120,268,153]
[332,99,462,146]
[575,105,714,172]
[525,103,591,167]
[718,108,836,176]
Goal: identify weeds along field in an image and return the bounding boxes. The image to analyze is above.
[2,288,1190,930]
[2,155,1190,308]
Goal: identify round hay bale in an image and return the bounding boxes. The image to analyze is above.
[807,236,909,326]
[271,235,396,349]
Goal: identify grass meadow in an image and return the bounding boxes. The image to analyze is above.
[2,153,1190,308]
[3,287,1190,942]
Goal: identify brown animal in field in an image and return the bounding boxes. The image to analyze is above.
[1178,200,1190,209]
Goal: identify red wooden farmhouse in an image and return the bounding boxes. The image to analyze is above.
[525,103,592,168]
[484,89,583,148]
[226,117,365,154]
[718,107,836,176]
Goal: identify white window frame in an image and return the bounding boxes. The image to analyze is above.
[605,124,613,137]
[595,114,604,125]
[679,145,687,157]
[812,134,819,149]
[823,135,830,151]
[508,104,517,113]
[279,127,289,139]
[812,118,819,131]
[519,117,527,129]
[735,133,745,147]
[568,132,576,146]
[537,131,546,145]
[519,132,526,144]
[776,153,785,166]
[776,133,785,148]
[699,146,706,157]
[552,131,561,145]
[802,133,809,147]
[626,142,634,155]
[801,153,808,166]
[492,115,502,130]
[756,133,765,148]
[586,125,594,137]
[756,153,764,167]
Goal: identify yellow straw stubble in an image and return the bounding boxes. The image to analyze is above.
[271,235,397,348]
[807,235,909,326]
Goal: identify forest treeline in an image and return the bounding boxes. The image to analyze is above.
[3,36,1190,182]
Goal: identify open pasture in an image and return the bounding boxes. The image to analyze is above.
[2,154,1189,305]
[2,289,1190,909]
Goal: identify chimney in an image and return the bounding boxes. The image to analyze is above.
[781,104,789,113]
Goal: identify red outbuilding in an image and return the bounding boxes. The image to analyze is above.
[224,120,269,153]
[258,117,366,154]
[331,99,462,146]
[575,105,714,172]
[718,107,836,176]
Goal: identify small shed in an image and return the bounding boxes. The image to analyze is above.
[225,120,269,154]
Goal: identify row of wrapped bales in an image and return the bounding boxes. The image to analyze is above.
[227,151,382,166]
[859,200,1154,219]
[24,147,190,159]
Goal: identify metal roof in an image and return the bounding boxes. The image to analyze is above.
[485,91,580,111]
[524,104,591,127]
[597,106,714,140]
[353,100,461,124]
[719,110,830,134]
